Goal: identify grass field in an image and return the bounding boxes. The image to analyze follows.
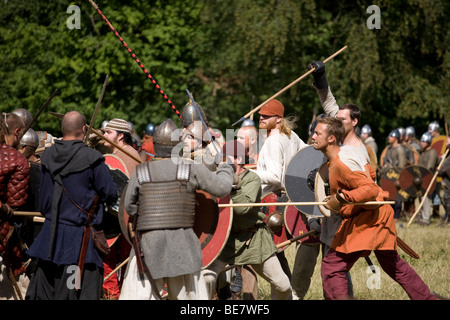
[257,216,450,300]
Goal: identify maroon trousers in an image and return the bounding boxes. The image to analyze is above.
[321,248,436,300]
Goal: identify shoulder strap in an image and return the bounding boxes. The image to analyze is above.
[61,184,98,223]
[136,162,152,185]
[177,162,191,181]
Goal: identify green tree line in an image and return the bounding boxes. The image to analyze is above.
[0,0,448,154]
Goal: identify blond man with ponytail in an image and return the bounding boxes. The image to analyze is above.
[256,99,306,195]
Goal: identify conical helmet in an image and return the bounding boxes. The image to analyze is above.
[153,118,179,158]
[181,100,208,128]
[11,108,32,128]
[20,128,39,148]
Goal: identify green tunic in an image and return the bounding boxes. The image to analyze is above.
[218,169,277,265]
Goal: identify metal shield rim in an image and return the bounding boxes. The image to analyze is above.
[314,170,330,217]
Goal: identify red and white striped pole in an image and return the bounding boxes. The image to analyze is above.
[88,0,181,119]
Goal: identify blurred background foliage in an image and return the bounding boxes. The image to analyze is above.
[0,0,448,156]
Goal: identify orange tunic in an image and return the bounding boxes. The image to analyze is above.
[328,151,397,254]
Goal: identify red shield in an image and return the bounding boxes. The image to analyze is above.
[284,206,320,244]
[193,191,233,268]
[398,165,435,199]
[431,135,448,158]
[261,192,292,250]
[379,167,406,201]
[104,153,129,177]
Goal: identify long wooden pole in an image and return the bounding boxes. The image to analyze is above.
[84,74,109,142]
[275,230,317,249]
[218,200,394,208]
[232,46,348,126]
[408,148,449,226]
[24,89,58,133]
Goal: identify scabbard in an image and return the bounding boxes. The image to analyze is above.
[131,233,145,277]
[131,231,162,299]
[397,236,420,259]
[75,196,99,290]
[75,225,91,290]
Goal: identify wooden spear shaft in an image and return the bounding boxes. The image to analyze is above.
[24,89,58,133]
[232,46,348,126]
[408,147,449,226]
[84,74,109,143]
[89,127,143,164]
[275,230,317,249]
[218,200,394,208]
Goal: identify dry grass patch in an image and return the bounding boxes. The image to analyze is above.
[257,218,450,300]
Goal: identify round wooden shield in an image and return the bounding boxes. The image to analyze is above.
[284,206,320,245]
[398,165,435,199]
[104,153,129,177]
[194,191,233,268]
[379,166,406,201]
[261,192,292,250]
[118,186,132,245]
[314,163,331,217]
[431,135,448,158]
[284,145,327,217]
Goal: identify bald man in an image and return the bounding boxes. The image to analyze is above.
[26,111,118,300]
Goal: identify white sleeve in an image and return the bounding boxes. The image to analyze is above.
[315,86,339,117]
[256,136,284,189]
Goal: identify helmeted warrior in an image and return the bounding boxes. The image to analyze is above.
[380,128,406,219]
[405,126,421,155]
[397,127,415,165]
[360,124,378,155]
[0,112,30,299]
[119,118,234,300]
[139,122,156,162]
[180,98,222,165]
[428,121,440,138]
[18,128,40,163]
[382,129,407,170]
[415,132,439,225]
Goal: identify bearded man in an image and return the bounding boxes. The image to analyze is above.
[256,99,306,195]
[103,118,141,176]
[255,99,306,283]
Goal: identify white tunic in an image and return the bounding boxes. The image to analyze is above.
[256,130,306,195]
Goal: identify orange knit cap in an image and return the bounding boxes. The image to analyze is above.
[258,99,284,117]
